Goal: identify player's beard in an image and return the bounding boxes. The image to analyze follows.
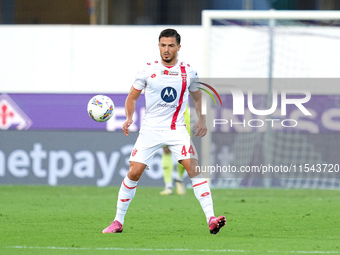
[162,57,172,63]
[162,52,175,64]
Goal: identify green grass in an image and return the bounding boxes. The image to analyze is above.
[0,186,339,255]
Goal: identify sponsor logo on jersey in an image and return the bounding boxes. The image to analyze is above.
[161,87,177,103]
[157,103,178,108]
[0,94,32,130]
[161,70,179,76]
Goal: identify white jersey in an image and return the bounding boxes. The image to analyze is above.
[133,60,199,130]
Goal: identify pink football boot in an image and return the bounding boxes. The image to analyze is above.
[209,216,226,234]
[102,220,123,233]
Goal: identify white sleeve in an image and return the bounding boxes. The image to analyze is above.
[188,69,199,92]
[133,69,147,91]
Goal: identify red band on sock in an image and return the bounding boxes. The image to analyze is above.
[193,180,207,188]
[123,180,137,189]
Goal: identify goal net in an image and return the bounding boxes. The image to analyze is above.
[199,10,340,189]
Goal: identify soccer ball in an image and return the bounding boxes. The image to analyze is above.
[87,95,114,122]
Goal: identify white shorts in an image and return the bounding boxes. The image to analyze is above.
[129,127,198,166]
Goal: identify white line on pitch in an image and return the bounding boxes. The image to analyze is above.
[2,246,340,254]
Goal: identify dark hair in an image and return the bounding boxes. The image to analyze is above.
[159,28,181,45]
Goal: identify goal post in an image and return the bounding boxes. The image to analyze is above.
[202,10,340,78]
[200,10,340,189]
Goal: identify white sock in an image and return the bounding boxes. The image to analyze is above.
[165,182,173,189]
[114,176,138,225]
[191,174,215,223]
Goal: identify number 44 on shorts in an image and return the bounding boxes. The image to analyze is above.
[181,145,195,157]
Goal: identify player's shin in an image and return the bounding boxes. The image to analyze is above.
[114,176,138,225]
[191,173,215,223]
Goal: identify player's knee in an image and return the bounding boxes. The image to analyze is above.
[127,171,142,181]
[127,162,146,181]
[181,159,200,178]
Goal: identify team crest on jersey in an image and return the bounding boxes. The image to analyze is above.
[181,72,187,82]
[132,149,138,156]
[161,87,177,103]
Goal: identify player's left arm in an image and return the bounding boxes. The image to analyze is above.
[190,89,207,138]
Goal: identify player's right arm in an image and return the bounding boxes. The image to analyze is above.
[123,86,142,136]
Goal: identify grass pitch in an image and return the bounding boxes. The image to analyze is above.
[0,185,339,255]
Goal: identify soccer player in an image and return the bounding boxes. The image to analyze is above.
[103,28,226,234]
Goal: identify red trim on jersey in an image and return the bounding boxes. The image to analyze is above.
[193,180,208,188]
[171,65,187,130]
[132,86,142,91]
[123,180,137,189]
[162,60,178,69]
[190,89,200,93]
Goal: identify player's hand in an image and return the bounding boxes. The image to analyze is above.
[194,117,207,138]
[123,119,133,136]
